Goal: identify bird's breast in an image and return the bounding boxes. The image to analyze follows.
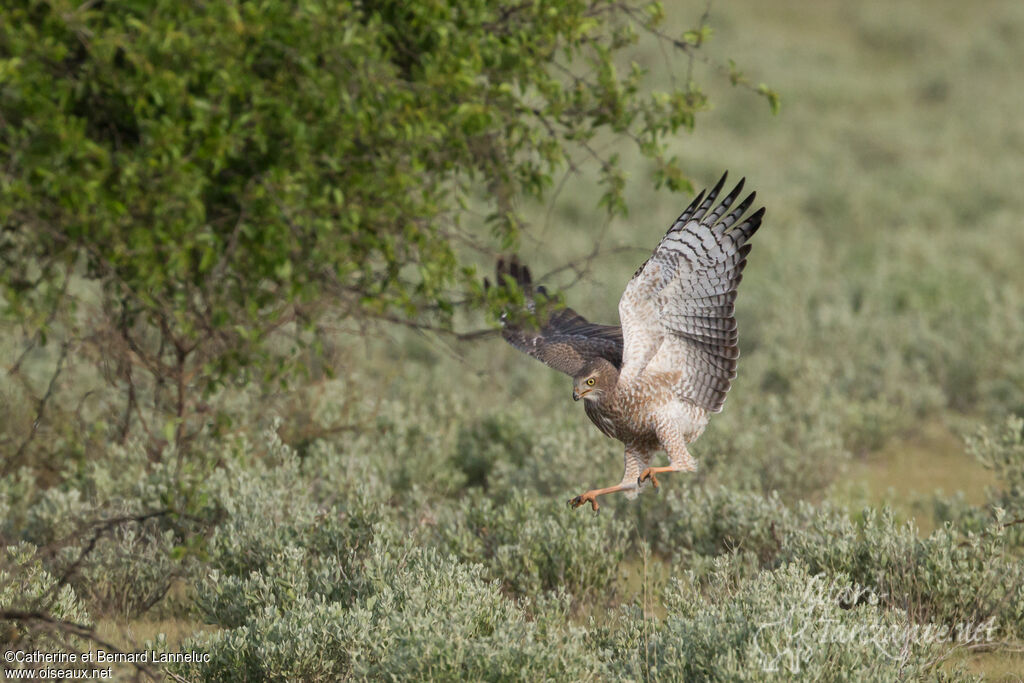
[584,390,660,447]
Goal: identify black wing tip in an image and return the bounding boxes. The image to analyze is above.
[746,206,767,232]
[496,254,533,290]
[677,189,706,224]
[678,172,762,229]
[710,171,729,197]
[731,178,747,204]
[734,190,757,220]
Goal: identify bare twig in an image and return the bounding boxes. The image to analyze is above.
[36,509,174,612]
[7,270,69,376]
[363,315,498,342]
[0,609,161,681]
[9,340,72,473]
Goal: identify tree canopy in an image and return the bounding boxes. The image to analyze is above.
[1,0,774,454]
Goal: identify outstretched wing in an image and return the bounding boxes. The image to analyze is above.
[618,173,765,412]
[492,256,623,376]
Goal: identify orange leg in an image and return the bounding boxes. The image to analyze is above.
[638,466,689,489]
[568,484,634,512]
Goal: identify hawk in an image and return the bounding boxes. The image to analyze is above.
[493,173,764,511]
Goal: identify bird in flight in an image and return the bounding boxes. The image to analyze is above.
[492,173,764,511]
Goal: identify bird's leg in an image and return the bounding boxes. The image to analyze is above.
[639,437,697,488]
[638,463,696,489]
[569,449,648,510]
[568,484,633,512]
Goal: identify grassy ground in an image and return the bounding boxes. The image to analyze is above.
[839,420,997,533]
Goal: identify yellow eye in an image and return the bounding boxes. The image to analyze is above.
[586,378,595,386]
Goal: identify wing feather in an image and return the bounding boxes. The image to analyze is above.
[619,172,764,412]
[494,257,623,376]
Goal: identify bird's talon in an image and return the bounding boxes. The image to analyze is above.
[638,469,660,488]
[568,493,599,512]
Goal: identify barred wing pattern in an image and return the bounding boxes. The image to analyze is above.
[494,257,623,377]
[619,174,764,413]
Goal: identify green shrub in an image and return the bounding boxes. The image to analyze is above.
[793,509,1024,640]
[962,416,1024,547]
[452,414,534,490]
[596,558,977,682]
[632,485,1024,641]
[0,543,92,652]
[180,543,604,682]
[436,490,629,602]
[76,525,182,619]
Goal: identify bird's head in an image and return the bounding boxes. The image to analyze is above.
[572,359,618,402]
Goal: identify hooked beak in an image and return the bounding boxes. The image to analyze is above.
[573,389,590,401]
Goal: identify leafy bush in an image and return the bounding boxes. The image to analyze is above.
[436,490,629,601]
[632,485,1024,640]
[452,414,535,490]
[180,544,603,682]
[0,543,92,652]
[596,558,976,682]
[76,525,182,619]
[959,416,1024,547]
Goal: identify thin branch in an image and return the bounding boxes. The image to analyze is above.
[540,166,577,242]
[687,0,715,84]
[365,314,498,342]
[539,244,649,288]
[0,609,160,681]
[7,267,69,376]
[9,340,71,473]
[36,509,173,612]
[619,3,769,98]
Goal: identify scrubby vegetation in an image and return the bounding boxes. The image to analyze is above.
[4,0,1024,680]
[3,390,1022,679]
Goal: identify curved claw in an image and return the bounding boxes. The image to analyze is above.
[638,469,660,488]
[568,493,600,512]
